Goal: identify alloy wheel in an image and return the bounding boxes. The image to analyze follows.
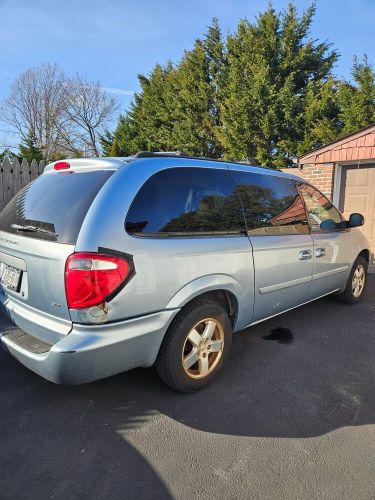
[352,264,366,298]
[182,318,224,379]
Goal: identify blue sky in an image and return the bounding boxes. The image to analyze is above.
[1,0,375,150]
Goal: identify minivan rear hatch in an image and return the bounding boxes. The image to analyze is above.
[0,169,114,338]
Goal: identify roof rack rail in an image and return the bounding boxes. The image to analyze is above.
[134,151,190,158]
[133,151,279,171]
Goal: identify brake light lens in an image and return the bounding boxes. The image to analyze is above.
[65,252,131,309]
[54,161,70,170]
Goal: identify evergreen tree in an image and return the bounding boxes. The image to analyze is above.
[218,3,338,166]
[169,39,216,156]
[338,55,375,135]
[102,3,375,165]
[102,18,226,158]
[0,148,17,161]
[132,62,175,152]
[163,19,226,157]
[100,130,115,156]
[104,64,175,156]
[297,78,341,156]
[204,18,226,89]
[203,18,227,157]
[19,129,44,162]
[109,115,140,156]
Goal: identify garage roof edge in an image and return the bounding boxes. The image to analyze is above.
[299,123,375,165]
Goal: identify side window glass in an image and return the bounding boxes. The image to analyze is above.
[297,184,344,232]
[126,167,246,236]
[231,171,309,236]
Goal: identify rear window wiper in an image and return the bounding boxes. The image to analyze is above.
[11,224,58,237]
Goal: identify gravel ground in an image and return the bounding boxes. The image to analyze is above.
[0,276,374,499]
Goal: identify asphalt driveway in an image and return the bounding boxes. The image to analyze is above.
[0,276,374,499]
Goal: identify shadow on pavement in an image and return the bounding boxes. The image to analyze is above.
[0,276,374,498]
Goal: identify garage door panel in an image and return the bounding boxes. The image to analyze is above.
[346,167,370,187]
[343,193,367,213]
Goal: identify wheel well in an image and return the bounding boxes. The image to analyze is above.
[183,290,238,326]
[358,249,370,267]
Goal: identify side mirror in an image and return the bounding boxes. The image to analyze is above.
[320,219,337,231]
[348,213,364,228]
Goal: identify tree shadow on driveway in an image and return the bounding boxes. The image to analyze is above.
[0,276,374,498]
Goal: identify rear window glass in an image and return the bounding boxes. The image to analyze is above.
[0,170,113,244]
[126,167,245,236]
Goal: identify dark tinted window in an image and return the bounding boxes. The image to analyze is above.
[297,183,345,232]
[0,170,113,244]
[231,171,309,235]
[126,167,245,236]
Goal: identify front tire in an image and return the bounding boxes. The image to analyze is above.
[336,256,367,304]
[156,299,232,393]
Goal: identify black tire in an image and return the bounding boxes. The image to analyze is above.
[156,299,232,393]
[336,256,368,304]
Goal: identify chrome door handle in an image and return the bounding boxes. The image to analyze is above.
[299,250,312,260]
[315,248,326,258]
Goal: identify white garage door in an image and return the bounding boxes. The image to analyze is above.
[339,164,375,273]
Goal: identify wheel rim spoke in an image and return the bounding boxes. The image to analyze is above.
[203,320,216,341]
[209,340,223,352]
[187,328,202,347]
[184,349,199,369]
[198,355,209,376]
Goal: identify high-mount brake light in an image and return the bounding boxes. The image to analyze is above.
[54,161,70,170]
[65,252,132,309]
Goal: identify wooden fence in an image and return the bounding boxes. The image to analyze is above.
[0,158,45,212]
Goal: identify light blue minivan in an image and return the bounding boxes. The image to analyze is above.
[0,153,369,392]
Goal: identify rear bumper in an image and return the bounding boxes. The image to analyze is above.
[0,308,179,384]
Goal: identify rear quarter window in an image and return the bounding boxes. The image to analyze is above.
[0,170,113,244]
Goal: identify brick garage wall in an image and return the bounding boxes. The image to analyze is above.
[281,163,335,200]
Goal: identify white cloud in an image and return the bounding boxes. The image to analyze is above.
[104,87,135,96]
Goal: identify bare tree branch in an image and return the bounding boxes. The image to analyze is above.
[0,65,119,159]
[62,75,118,156]
[0,63,66,160]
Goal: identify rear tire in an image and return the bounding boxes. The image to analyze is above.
[336,256,367,304]
[156,299,232,393]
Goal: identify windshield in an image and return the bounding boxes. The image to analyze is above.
[0,170,114,244]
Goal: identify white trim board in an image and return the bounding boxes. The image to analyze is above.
[333,163,342,207]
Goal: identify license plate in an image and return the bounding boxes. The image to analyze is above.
[1,265,22,292]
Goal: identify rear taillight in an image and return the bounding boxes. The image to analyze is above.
[65,252,132,309]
